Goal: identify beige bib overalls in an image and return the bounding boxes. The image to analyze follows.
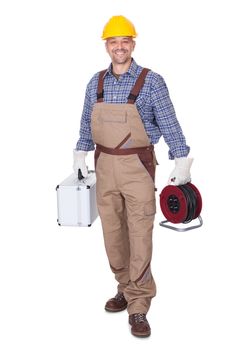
[91,68,157,314]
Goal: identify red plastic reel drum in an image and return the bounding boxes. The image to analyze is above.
[160,185,188,224]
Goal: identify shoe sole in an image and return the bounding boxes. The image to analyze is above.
[131,330,151,337]
[105,304,128,312]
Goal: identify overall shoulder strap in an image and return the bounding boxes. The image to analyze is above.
[127,68,150,104]
[96,69,107,103]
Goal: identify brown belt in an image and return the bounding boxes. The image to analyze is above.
[96,143,154,155]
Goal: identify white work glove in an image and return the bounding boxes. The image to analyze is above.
[73,150,88,179]
[168,157,193,186]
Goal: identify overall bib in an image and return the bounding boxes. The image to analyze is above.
[91,68,157,314]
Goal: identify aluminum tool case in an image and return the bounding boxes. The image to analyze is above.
[56,171,98,226]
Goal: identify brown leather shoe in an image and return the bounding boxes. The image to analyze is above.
[105,292,127,312]
[129,313,151,337]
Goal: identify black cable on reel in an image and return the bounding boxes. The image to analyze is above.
[178,184,197,223]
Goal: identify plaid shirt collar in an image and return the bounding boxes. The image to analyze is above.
[104,58,138,78]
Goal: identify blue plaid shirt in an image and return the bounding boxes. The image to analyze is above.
[76,59,190,159]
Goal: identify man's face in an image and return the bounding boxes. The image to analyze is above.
[105,36,135,65]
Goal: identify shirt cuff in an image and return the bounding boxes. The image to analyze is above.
[168,145,190,159]
[75,140,95,152]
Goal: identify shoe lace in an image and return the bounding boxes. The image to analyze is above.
[133,313,147,323]
[115,292,125,301]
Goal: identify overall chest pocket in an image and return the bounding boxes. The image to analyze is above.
[100,110,127,123]
[98,110,130,147]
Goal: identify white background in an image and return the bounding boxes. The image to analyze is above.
[0,0,232,349]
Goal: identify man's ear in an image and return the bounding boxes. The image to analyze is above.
[105,41,108,52]
[132,40,136,50]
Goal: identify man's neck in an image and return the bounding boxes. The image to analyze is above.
[111,59,132,75]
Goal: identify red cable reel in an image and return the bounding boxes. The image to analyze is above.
[159,183,203,231]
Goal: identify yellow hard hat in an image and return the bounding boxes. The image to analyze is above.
[101,15,137,40]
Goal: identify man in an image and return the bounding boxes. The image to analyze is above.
[73,15,192,337]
